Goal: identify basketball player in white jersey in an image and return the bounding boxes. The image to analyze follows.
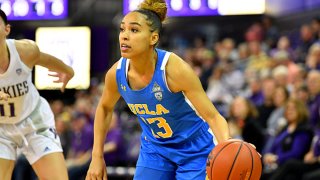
[0,10,74,180]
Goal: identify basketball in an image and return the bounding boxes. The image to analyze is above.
[206,139,262,180]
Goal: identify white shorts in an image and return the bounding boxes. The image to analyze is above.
[0,97,63,164]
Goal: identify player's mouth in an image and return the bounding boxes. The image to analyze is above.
[120,44,131,51]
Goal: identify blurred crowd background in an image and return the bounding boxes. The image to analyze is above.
[5,0,320,180]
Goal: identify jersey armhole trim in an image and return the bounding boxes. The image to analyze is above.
[116,57,123,70]
[161,52,172,93]
[125,59,130,79]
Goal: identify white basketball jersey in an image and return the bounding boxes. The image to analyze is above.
[0,39,40,124]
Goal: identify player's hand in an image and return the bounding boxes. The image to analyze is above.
[0,92,9,101]
[48,69,74,93]
[86,156,107,180]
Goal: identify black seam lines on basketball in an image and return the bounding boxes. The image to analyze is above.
[244,143,254,180]
[227,141,243,180]
[210,141,235,180]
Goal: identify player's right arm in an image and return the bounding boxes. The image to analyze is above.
[86,62,121,180]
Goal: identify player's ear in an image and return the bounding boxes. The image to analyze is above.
[150,32,159,46]
[5,24,11,36]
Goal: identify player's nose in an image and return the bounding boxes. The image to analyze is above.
[120,31,129,41]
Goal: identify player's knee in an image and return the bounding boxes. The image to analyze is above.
[0,173,13,180]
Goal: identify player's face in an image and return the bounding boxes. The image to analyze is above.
[119,12,155,58]
[285,102,298,123]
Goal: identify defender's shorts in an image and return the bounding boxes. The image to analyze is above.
[0,97,62,164]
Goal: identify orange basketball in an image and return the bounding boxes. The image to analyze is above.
[206,139,262,180]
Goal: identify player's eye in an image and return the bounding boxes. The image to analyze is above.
[131,28,139,33]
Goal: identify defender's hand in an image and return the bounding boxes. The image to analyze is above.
[0,92,9,101]
[48,69,74,93]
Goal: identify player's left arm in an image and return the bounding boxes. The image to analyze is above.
[166,53,230,143]
[16,39,74,92]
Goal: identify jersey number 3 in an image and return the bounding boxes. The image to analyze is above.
[0,103,16,117]
[141,117,173,138]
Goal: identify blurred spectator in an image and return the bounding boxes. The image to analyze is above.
[295,85,310,105]
[228,96,265,153]
[262,99,313,179]
[74,97,92,116]
[261,16,280,48]
[88,77,104,108]
[245,23,264,43]
[271,50,301,85]
[294,24,316,64]
[234,43,250,71]
[243,75,264,106]
[263,86,290,154]
[272,65,289,87]
[55,114,72,158]
[50,99,65,116]
[199,49,216,90]
[246,41,271,74]
[306,70,320,127]
[306,44,320,71]
[269,127,320,180]
[257,77,277,129]
[290,65,308,97]
[206,66,233,116]
[68,112,125,180]
[270,36,295,61]
[222,59,245,96]
[69,113,93,158]
[192,36,208,66]
[311,16,320,40]
[181,48,195,65]
[125,130,141,166]
[119,112,141,166]
[66,113,93,179]
[103,112,126,166]
[221,38,238,61]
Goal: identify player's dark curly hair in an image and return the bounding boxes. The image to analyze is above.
[0,9,8,25]
[134,0,167,34]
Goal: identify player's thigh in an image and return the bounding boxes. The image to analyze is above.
[174,152,209,180]
[32,152,68,180]
[134,166,175,180]
[134,137,176,180]
[175,131,213,180]
[175,150,208,180]
[0,158,15,180]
